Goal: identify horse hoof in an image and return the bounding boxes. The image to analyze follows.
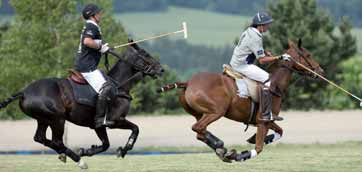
[215,148,232,163]
[116,147,127,158]
[77,159,88,169]
[58,153,67,163]
[224,149,238,161]
[246,134,256,144]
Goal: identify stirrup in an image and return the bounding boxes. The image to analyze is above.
[259,115,283,122]
[95,118,115,128]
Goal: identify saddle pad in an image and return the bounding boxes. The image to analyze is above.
[223,64,244,79]
[236,78,259,102]
[223,64,260,102]
[69,79,98,107]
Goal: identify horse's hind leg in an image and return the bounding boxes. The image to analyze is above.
[49,120,88,169]
[192,113,231,162]
[78,127,110,157]
[33,121,50,147]
[32,120,86,168]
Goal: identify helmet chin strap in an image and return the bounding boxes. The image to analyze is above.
[259,25,264,35]
[92,15,100,24]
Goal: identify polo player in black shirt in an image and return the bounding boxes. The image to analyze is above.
[75,4,114,128]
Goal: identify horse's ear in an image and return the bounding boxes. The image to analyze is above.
[298,38,302,48]
[128,38,140,50]
[287,39,294,49]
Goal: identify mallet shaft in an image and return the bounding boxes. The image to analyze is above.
[114,30,183,49]
[295,61,362,102]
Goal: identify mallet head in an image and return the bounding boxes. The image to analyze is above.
[182,22,188,39]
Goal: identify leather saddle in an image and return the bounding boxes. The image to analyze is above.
[67,69,97,107]
[68,69,88,85]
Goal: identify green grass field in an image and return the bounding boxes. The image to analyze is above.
[1,142,362,172]
[117,6,362,53]
[116,7,249,46]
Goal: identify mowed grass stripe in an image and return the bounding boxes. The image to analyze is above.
[1,142,362,172]
[116,6,249,46]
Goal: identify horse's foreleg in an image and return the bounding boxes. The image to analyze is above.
[265,121,283,144]
[232,123,268,162]
[111,119,139,158]
[79,127,110,157]
[246,122,282,144]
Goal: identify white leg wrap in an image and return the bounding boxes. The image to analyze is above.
[250,149,257,158]
[77,159,88,169]
[272,132,281,142]
[264,81,271,87]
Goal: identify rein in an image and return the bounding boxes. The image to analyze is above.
[116,72,143,89]
[106,49,154,90]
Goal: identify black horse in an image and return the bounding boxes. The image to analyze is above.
[0,43,164,169]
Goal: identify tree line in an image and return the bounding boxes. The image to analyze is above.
[0,0,360,120]
[0,0,179,119]
[2,0,362,26]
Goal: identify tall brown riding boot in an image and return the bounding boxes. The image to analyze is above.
[258,87,283,122]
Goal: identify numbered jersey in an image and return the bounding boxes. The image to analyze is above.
[75,20,102,73]
[230,27,265,67]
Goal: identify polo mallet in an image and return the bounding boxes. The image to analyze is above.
[114,22,188,49]
[291,58,362,107]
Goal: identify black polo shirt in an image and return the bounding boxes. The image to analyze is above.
[75,20,102,73]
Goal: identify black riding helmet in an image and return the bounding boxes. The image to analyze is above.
[82,4,102,20]
[251,12,273,26]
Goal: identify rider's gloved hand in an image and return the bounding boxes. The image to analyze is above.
[99,43,110,54]
[278,53,291,61]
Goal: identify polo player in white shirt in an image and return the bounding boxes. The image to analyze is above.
[230,12,291,122]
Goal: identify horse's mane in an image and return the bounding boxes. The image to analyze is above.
[266,60,282,74]
[107,58,126,77]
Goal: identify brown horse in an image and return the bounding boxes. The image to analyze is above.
[159,40,324,162]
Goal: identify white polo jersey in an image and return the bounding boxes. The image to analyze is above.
[229,27,270,85]
[230,27,265,67]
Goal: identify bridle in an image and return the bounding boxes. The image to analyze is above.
[281,47,316,77]
[127,48,158,75]
[107,47,160,89]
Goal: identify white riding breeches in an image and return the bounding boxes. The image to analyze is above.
[232,64,270,87]
[81,69,106,93]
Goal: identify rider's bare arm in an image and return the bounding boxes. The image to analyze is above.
[83,37,101,50]
[258,55,278,64]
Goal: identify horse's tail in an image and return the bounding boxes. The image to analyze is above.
[0,92,23,109]
[157,82,188,93]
